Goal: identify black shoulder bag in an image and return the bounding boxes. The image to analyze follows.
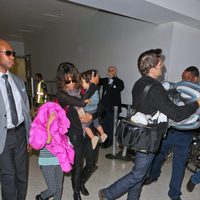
[116,84,165,153]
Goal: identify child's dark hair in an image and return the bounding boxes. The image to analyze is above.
[81,69,98,83]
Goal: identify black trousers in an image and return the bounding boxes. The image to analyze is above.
[0,125,28,200]
[81,134,99,184]
[101,107,114,142]
[68,129,99,193]
[69,132,84,193]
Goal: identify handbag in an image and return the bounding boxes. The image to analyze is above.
[116,84,166,153]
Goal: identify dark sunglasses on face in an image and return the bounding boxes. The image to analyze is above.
[0,50,16,57]
[65,80,76,84]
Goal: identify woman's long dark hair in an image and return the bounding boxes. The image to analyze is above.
[56,62,81,91]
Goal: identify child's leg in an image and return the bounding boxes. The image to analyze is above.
[40,165,63,200]
[93,117,108,143]
[96,125,108,143]
[85,127,99,150]
[96,125,105,136]
[85,127,95,139]
[53,166,64,200]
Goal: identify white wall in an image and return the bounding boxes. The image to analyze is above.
[168,22,200,82]
[10,41,24,56]
[24,12,200,104]
[24,12,174,104]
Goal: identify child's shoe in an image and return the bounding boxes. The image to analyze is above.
[100,133,108,143]
[91,136,99,150]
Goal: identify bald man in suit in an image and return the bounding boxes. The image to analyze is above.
[0,39,31,200]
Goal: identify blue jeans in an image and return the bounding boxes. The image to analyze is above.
[104,152,155,200]
[192,170,200,184]
[149,128,192,199]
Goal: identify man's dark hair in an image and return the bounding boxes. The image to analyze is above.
[137,48,164,75]
[184,66,199,78]
[35,73,43,80]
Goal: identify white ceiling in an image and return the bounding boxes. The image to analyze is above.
[1,0,200,42]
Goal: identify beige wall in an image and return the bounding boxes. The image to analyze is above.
[10,57,26,83]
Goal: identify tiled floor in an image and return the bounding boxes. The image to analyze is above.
[2,147,200,200]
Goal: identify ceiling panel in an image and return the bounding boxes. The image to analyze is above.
[0,0,200,42]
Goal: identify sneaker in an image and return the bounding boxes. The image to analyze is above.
[98,189,106,200]
[186,177,196,192]
[100,133,108,143]
[144,176,158,185]
[92,136,99,150]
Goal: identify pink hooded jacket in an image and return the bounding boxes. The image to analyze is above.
[29,102,75,172]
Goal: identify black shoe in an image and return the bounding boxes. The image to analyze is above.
[101,140,112,149]
[80,184,89,196]
[170,198,181,200]
[73,192,82,200]
[186,177,196,192]
[36,194,42,200]
[144,176,158,185]
[98,189,106,200]
[35,194,48,200]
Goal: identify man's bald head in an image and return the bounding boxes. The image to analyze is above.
[0,39,15,73]
[108,65,117,77]
[0,39,12,50]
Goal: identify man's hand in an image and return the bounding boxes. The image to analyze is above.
[27,144,32,153]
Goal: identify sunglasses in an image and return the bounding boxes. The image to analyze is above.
[65,80,76,84]
[0,50,16,57]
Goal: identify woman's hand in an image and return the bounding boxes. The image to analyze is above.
[79,112,92,123]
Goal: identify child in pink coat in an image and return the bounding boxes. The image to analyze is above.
[29,102,74,200]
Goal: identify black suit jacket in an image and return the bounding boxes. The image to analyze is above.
[100,76,124,112]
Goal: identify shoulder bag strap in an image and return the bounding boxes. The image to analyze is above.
[133,83,155,112]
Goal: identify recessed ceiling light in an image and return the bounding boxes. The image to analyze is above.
[42,13,63,18]
[18,28,33,33]
[27,24,44,28]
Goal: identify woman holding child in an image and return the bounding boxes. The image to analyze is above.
[56,62,99,200]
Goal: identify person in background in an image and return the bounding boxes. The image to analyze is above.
[144,66,199,200]
[99,65,124,148]
[35,73,48,106]
[79,69,107,150]
[182,66,200,82]
[56,62,99,200]
[98,49,200,200]
[0,38,31,200]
